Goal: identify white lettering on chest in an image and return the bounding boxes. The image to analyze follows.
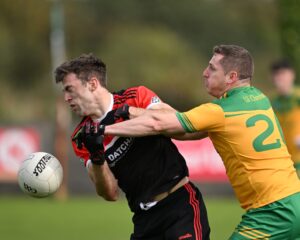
[107,137,133,166]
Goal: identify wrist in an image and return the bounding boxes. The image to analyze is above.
[90,153,105,165]
[98,124,106,135]
[91,160,105,165]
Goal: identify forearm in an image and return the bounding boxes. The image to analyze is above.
[128,103,174,119]
[107,106,207,141]
[105,109,185,137]
[105,114,158,137]
[87,161,119,201]
[171,131,208,140]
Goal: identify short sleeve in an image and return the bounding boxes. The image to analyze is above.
[136,86,162,109]
[176,103,225,133]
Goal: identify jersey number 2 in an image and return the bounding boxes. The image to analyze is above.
[246,114,283,152]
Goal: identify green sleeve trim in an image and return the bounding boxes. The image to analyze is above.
[176,112,196,133]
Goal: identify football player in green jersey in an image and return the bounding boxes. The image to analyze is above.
[270,59,300,178]
[104,45,300,239]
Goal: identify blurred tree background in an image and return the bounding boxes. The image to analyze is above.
[0,0,297,123]
[278,0,300,78]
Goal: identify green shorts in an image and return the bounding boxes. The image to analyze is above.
[229,192,300,240]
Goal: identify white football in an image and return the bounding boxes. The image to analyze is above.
[18,152,63,198]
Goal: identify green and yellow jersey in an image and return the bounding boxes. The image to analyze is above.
[271,88,300,166]
[177,86,300,210]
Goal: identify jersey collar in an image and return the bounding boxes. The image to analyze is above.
[222,86,252,99]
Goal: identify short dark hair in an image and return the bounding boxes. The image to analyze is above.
[54,53,107,87]
[213,45,254,80]
[270,59,294,74]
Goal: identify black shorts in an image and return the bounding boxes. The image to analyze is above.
[131,182,210,240]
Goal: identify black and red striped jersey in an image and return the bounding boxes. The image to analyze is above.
[71,86,189,212]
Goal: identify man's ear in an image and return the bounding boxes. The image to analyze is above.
[227,71,238,84]
[88,76,99,91]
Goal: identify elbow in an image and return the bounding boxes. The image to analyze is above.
[97,189,119,201]
[102,195,118,202]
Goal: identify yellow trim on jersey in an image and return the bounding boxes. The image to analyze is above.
[238,226,271,239]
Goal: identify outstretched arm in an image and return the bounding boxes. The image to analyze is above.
[106,107,208,140]
[109,103,207,140]
[107,107,182,137]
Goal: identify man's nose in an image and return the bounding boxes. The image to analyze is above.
[64,93,72,102]
[203,68,208,78]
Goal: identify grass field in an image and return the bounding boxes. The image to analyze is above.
[0,196,243,240]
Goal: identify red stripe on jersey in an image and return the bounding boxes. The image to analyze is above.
[114,88,138,99]
[115,89,137,96]
[114,93,137,100]
[114,95,137,104]
[184,183,202,240]
[113,88,139,107]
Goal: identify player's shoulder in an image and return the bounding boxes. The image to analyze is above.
[213,86,269,112]
[113,86,140,97]
[113,86,150,95]
[112,87,137,108]
[113,86,153,101]
[200,102,224,114]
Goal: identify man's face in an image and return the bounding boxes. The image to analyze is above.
[202,53,228,98]
[62,73,94,116]
[272,69,295,96]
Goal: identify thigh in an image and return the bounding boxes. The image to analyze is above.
[229,192,300,240]
[130,211,165,240]
[165,183,210,240]
[131,182,210,240]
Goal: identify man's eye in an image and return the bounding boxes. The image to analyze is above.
[64,87,73,93]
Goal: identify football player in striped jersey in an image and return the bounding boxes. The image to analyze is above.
[54,54,210,240]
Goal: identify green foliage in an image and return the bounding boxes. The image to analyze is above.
[278,0,300,83]
[0,0,51,89]
[0,0,286,121]
[96,25,208,109]
[0,196,242,240]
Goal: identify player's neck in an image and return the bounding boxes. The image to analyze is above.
[221,79,250,97]
[229,79,250,91]
[90,90,113,121]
